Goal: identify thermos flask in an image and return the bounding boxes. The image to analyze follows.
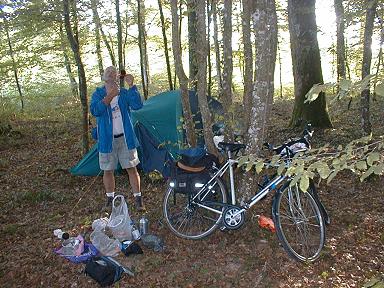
[139,217,149,235]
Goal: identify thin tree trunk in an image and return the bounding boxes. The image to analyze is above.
[96,11,116,66]
[116,0,124,87]
[207,0,212,98]
[212,0,222,97]
[373,11,383,101]
[278,38,283,98]
[63,0,89,154]
[196,0,217,155]
[334,0,347,82]
[288,0,332,128]
[170,0,197,147]
[222,0,234,141]
[158,0,173,90]
[188,0,198,89]
[360,0,378,135]
[242,0,253,136]
[241,0,278,199]
[91,0,104,80]
[5,21,24,111]
[59,22,78,98]
[137,0,149,99]
[223,0,234,141]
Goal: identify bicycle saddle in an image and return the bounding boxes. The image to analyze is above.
[218,142,246,153]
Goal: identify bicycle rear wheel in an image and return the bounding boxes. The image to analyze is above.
[272,183,325,262]
[163,177,227,240]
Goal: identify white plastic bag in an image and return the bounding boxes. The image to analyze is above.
[90,230,121,256]
[107,195,134,241]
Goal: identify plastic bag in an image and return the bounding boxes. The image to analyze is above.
[107,195,134,241]
[90,230,121,257]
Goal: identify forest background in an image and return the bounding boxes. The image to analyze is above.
[0,0,384,287]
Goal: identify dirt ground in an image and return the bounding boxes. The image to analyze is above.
[0,97,383,287]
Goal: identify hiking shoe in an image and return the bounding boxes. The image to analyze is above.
[134,195,146,212]
[101,196,113,213]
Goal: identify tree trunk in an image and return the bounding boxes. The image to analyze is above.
[91,0,104,80]
[5,20,24,111]
[222,0,234,141]
[240,0,278,199]
[207,0,212,98]
[59,22,78,98]
[137,0,149,99]
[116,0,124,87]
[63,0,89,154]
[196,0,217,155]
[288,0,332,128]
[242,0,253,136]
[278,38,283,98]
[212,0,222,95]
[188,0,198,89]
[95,6,116,67]
[334,0,346,82]
[170,0,197,147]
[158,0,173,90]
[373,10,383,101]
[360,0,378,135]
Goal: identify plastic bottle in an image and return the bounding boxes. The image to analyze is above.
[53,229,69,240]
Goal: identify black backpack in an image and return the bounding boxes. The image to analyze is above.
[85,256,133,287]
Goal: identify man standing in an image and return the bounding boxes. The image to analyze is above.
[90,66,144,211]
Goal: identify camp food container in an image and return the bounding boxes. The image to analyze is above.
[61,238,80,256]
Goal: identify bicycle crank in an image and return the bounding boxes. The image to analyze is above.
[222,206,245,230]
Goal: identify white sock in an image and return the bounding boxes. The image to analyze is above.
[106,192,115,198]
[133,192,141,197]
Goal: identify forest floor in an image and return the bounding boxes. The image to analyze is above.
[0,95,383,288]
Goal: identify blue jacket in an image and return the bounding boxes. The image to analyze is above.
[90,85,143,153]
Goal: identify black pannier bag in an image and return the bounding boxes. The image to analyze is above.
[177,148,219,169]
[170,165,211,195]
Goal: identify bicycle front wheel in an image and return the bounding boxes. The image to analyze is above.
[163,177,227,240]
[272,183,325,262]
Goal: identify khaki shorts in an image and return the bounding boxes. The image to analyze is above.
[99,136,140,171]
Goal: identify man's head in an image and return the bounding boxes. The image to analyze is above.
[102,66,118,83]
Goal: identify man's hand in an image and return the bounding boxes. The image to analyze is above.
[103,83,119,105]
[124,74,134,87]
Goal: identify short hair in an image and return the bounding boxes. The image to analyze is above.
[102,66,117,81]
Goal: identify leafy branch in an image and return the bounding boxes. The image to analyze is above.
[237,134,384,191]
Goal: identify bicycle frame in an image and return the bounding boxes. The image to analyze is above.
[190,150,287,216]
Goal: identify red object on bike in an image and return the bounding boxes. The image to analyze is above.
[258,215,276,233]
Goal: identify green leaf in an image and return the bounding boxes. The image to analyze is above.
[367,152,380,166]
[245,161,254,172]
[299,174,309,192]
[375,82,384,96]
[360,166,375,182]
[290,173,301,187]
[255,161,264,174]
[237,156,248,168]
[373,164,384,175]
[339,79,352,91]
[355,161,368,171]
[277,162,285,175]
[270,155,280,166]
[317,163,331,179]
[327,170,339,184]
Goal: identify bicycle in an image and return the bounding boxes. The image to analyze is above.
[163,126,329,262]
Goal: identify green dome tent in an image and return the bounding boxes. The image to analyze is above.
[70,90,223,177]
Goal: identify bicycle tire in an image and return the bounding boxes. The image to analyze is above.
[272,183,326,262]
[163,176,227,240]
